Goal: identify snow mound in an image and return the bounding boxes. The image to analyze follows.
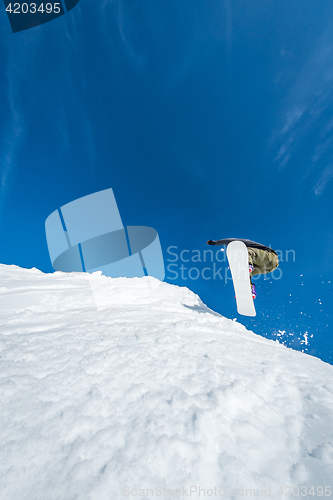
[1,264,333,500]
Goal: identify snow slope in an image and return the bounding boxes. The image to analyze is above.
[1,264,333,500]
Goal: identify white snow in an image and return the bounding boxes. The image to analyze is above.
[1,264,333,500]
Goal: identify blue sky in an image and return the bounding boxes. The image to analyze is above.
[1,0,333,363]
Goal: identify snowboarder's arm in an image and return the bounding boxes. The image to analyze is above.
[207,238,235,246]
[207,238,277,254]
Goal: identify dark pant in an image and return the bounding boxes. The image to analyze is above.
[248,248,279,277]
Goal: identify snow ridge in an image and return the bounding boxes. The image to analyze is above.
[1,264,333,499]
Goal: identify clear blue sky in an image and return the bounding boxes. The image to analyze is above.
[1,0,332,363]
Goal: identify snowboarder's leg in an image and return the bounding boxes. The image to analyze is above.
[247,247,279,277]
[247,247,279,300]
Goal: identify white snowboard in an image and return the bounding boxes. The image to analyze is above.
[227,241,256,317]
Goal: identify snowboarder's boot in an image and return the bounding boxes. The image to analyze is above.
[251,283,257,299]
[249,264,253,274]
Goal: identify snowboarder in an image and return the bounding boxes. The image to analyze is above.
[207,238,279,298]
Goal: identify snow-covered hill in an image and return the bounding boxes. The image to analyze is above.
[1,264,333,500]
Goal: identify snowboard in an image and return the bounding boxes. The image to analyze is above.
[227,241,256,317]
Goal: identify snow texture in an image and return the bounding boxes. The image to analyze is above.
[1,264,333,500]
